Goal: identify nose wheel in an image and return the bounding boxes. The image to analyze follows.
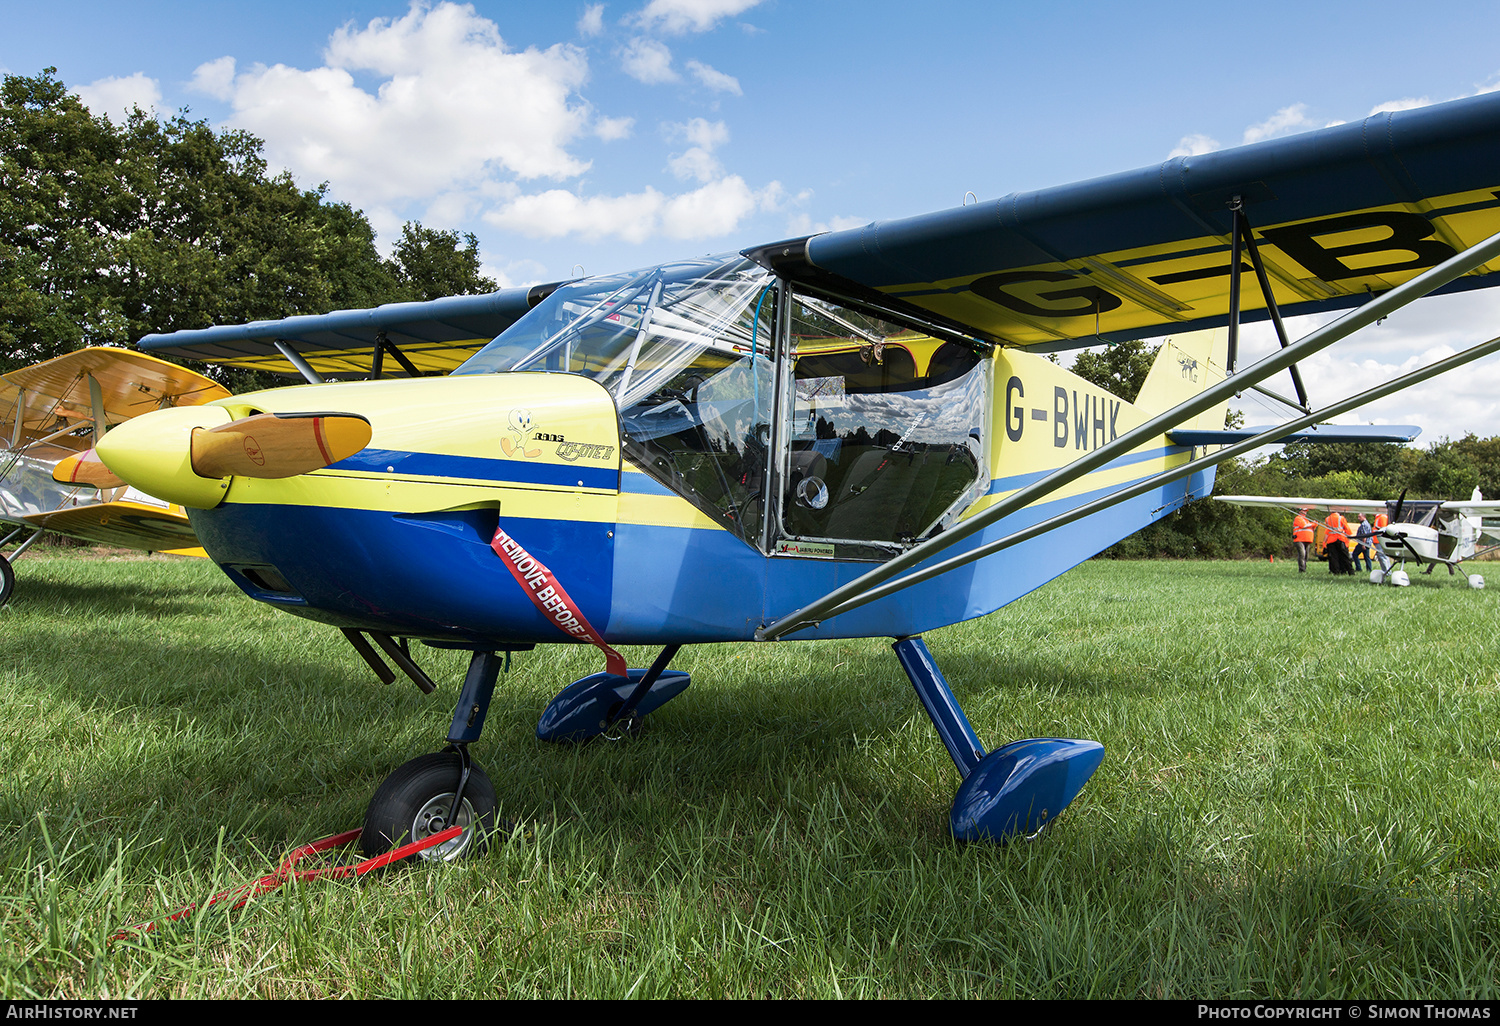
[361,751,497,861]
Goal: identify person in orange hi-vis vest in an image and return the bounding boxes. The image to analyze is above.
[1292,508,1315,572]
[1324,510,1353,575]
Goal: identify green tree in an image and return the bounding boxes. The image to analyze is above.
[0,69,128,368]
[1069,338,1158,403]
[0,68,406,374]
[1409,439,1481,498]
[387,222,497,303]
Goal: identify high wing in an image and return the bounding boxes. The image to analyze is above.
[1441,498,1500,517]
[139,95,1500,379]
[757,91,1500,350]
[136,285,558,380]
[1214,495,1390,516]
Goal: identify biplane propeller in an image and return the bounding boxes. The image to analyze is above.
[0,348,231,606]
[97,89,1500,856]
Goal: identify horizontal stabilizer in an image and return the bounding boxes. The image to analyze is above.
[1170,424,1420,446]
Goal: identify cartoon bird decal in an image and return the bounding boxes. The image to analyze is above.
[501,408,542,459]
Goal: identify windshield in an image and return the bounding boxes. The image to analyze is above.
[458,255,778,542]
[455,255,773,407]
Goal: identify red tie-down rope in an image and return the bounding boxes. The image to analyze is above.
[111,824,462,941]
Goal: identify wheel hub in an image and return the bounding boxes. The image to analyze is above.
[411,792,475,860]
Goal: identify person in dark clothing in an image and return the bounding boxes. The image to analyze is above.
[1352,514,1374,572]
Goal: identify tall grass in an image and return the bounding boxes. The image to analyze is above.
[0,551,1496,997]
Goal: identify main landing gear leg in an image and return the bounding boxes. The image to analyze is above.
[360,649,508,860]
[893,636,1103,843]
[535,644,690,742]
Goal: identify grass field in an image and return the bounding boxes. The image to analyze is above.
[1,549,1498,998]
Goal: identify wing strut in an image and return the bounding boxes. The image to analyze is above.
[1229,197,1311,412]
[757,227,1500,641]
[370,332,424,380]
[273,340,325,385]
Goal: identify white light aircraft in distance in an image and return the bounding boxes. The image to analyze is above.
[1218,491,1500,588]
[0,347,230,605]
[91,89,1500,856]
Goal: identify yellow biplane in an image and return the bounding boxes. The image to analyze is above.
[95,90,1500,854]
[0,348,230,604]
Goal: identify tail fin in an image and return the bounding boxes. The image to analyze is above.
[1133,327,1231,428]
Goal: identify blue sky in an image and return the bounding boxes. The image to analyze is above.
[8,0,1500,446]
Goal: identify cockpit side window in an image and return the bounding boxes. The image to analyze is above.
[776,293,989,556]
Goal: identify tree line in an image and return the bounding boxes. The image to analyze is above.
[1070,338,1500,559]
[0,68,496,382]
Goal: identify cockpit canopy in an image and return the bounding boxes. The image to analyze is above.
[456,255,991,558]
[1387,499,1441,528]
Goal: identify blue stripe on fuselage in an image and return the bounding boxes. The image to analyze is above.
[986,445,1189,494]
[326,448,618,491]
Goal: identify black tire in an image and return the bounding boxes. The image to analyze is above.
[0,553,13,609]
[360,752,498,861]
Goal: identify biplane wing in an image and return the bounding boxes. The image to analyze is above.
[136,286,558,380]
[762,91,1500,350]
[1,347,230,444]
[0,348,229,566]
[15,497,203,555]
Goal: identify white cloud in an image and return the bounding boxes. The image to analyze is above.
[485,175,782,242]
[1241,103,1318,145]
[73,73,161,123]
[665,118,729,182]
[671,116,728,150]
[785,212,867,236]
[668,148,721,182]
[578,3,606,37]
[1226,290,1500,447]
[1169,133,1220,158]
[180,1,782,255]
[685,59,741,95]
[632,0,764,34]
[189,56,237,101]
[1368,97,1432,116]
[620,37,677,82]
[216,2,593,209]
[594,115,635,140]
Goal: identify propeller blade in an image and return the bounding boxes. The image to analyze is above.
[51,448,125,489]
[190,412,371,480]
[1393,487,1407,525]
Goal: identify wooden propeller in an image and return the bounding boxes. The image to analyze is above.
[52,448,126,489]
[190,412,372,480]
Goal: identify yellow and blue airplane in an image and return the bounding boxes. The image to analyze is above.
[95,90,1500,859]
